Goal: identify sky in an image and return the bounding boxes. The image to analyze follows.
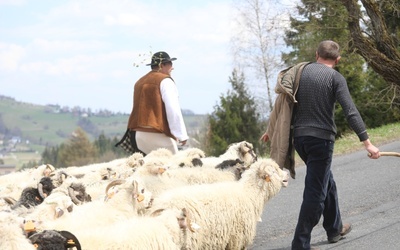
[0,0,242,115]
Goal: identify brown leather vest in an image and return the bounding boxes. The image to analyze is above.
[127,71,175,139]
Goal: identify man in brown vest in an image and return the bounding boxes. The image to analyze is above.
[127,51,188,155]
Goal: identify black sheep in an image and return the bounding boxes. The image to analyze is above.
[12,177,55,209]
[29,230,82,250]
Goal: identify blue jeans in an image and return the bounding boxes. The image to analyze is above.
[291,136,342,250]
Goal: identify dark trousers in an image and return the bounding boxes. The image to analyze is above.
[291,136,342,250]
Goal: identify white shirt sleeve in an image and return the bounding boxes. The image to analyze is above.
[160,78,189,141]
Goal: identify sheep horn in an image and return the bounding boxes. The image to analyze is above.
[68,186,82,205]
[44,164,55,177]
[105,179,126,195]
[150,208,165,217]
[2,196,17,205]
[37,183,46,199]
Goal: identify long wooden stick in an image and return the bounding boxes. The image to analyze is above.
[369,151,400,157]
[380,152,400,157]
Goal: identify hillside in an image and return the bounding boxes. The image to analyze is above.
[0,95,208,168]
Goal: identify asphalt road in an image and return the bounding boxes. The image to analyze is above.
[249,140,400,250]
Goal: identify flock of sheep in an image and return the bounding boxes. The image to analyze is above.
[0,141,289,250]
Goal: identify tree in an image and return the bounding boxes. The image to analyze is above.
[340,0,400,86]
[57,127,97,168]
[231,0,289,115]
[205,70,262,156]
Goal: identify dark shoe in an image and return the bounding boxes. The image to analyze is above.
[328,223,352,243]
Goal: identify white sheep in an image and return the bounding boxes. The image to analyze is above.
[132,155,246,199]
[70,207,194,250]
[146,158,289,250]
[13,189,74,224]
[142,147,204,169]
[0,164,55,198]
[199,141,258,168]
[14,176,91,223]
[39,176,152,232]
[0,211,36,250]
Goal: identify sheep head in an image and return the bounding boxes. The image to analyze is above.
[238,141,258,165]
[104,179,145,204]
[126,152,145,169]
[244,159,289,199]
[29,230,82,250]
[68,182,91,205]
[37,177,56,199]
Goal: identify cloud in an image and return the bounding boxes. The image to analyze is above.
[0,43,25,71]
[0,0,237,114]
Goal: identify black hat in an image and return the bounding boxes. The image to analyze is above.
[146,51,177,66]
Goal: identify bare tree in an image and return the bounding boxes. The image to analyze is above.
[340,0,400,86]
[231,0,295,115]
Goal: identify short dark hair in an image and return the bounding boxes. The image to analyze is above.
[317,40,340,60]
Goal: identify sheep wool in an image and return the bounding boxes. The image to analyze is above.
[147,158,289,250]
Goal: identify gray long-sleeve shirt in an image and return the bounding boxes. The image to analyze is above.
[293,62,368,142]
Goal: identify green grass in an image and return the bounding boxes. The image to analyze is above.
[294,122,400,166]
[334,123,400,155]
[0,96,207,146]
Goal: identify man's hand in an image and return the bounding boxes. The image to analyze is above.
[260,132,269,142]
[363,139,380,159]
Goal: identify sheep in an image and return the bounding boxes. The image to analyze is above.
[39,176,152,232]
[28,229,82,250]
[0,164,55,198]
[68,207,194,250]
[146,158,289,250]
[142,147,204,169]
[11,177,56,209]
[0,211,36,250]
[130,149,249,200]
[163,160,247,185]
[116,152,145,179]
[131,156,247,200]
[199,141,258,168]
[61,154,146,200]
[169,147,205,168]
[13,175,92,224]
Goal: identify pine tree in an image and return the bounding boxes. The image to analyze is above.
[57,127,97,168]
[205,70,262,156]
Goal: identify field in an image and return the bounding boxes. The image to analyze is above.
[0,96,208,169]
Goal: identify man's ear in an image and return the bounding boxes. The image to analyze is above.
[335,56,341,65]
[315,51,319,60]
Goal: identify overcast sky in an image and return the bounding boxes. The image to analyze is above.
[0,0,241,115]
[0,0,297,115]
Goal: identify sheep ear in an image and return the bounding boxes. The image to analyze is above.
[265,175,271,182]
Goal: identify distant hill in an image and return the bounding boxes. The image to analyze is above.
[0,95,208,154]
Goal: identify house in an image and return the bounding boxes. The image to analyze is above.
[0,164,16,175]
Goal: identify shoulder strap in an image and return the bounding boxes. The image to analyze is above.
[293,62,311,98]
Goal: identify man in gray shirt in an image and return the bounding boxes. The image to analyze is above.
[291,40,380,250]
